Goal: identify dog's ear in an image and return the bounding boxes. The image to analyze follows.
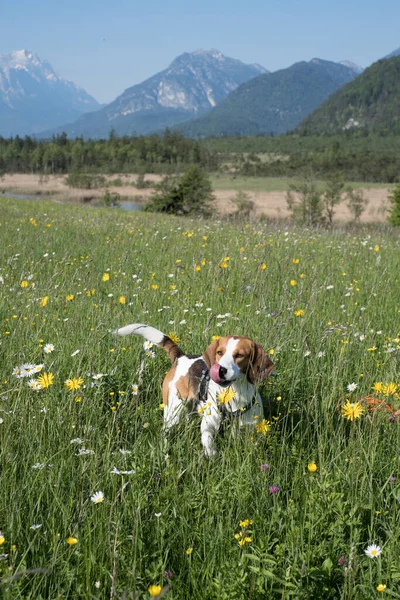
[247,343,274,385]
[203,338,220,368]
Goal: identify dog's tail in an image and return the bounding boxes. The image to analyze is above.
[115,323,184,364]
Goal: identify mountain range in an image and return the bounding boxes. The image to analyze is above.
[177,59,358,137]
[0,50,100,137]
[40,50,267,139]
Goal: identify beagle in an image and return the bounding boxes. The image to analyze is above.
[115,323,274,457]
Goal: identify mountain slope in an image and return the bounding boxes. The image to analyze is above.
[178,59,358,137]
[296,56,400,135]
[0,50,100,137]
[43,49,268,139]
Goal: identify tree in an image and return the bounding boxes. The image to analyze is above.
[321,177,345,227]
[387,184,400,226]
[144,166,214,216]
[286,171,323,226]
[345,187,368,223]
[231,190,254,217]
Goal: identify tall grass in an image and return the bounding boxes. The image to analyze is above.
[1,197,400,599]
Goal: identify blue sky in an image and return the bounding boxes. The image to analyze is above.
[1,0,399,103]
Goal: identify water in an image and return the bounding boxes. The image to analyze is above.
[120,201,141,211]
[1,192,39,200]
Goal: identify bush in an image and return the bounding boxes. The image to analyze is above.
[387,184,400,226]
[65,172,106,190]
[231,190,254,216]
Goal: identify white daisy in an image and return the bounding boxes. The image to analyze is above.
[20,363,37,378]
[143,341,153,351]
[76,448,95,456]
[95,582,101,589]
[132,384,138,395]
[43,344,54,354]
[364,544,382,559]
[146,351,156,359]
[12,366,23,379]
[347,383,358,392]
[34,364,44,373]
[27,379,42,391]
[90,491,104,504]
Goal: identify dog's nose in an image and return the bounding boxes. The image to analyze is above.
[219,366,228,379]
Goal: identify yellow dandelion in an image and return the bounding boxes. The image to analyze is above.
[255,419,271,435]
[211,336,220,342]
[40,296,49,307]
[220,262,229,269]
[217,387,236,405]
[148,585,162,597]
[341,400,364,421]
[20,280,29,288]
[37,372,54,389]
[65,294,74,301]
[292,258,300,264]
[119,296,126,305]
[308,462,318,473]
[195,265,201,272]
[65,377,84,391]
[382,382,398,397]
[151,284,158,290]
[259,263,267,270]
[294,309,304,317]
[66,536,78,545]
[168,332,180,344]
[299,273,306,279]
[290,279,297,286]
[372,382,384,393]
[102,273,110,282]
[374,246,380,252]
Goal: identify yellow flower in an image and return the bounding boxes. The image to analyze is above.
[255,419,271,435]
[201,258,206,265]
[66,294,74,301]
[66,536,78,545]
[382,382,398,396]
[220,262,229,269]
[159,403,165,410]
[374,246,380,252]
[269,349,275,355]
[243,537,253,543]
[373,382,384,393]
[341,401,364,421]
[0,533,5,545]
[290,279,297,286]
[151,284,158,290]
[29,217,37,226]
[40,296,49,307]
[238,538,247,546]
[211,336,220,342]
[119,296,126,305]
[102,273,110,282]
[367,347,377,352]
[168,332,180,344]
[294,309,304,317]
[299,273,306,278]
[37,372,54,389]
[20,280,29,288]
[217,387,236,405]
[259,263,267,270]
[195,265,201,272]
[186,547,193,555]
[239,519,253,528]
[308,462,318,473]
[148,585,162,597]
[170,284,176,290]
[65,377,84,391]
[292,258,300,264]
[376,584,386,592]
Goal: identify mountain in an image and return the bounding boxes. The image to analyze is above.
[296,55,400,135]
[385,48,400,59]
[177,59,358,137]
[339,60,364,74]
[0,49,100,137]
[42,49,268,139]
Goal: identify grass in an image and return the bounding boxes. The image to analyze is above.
[1,196,400,599]
[210,174,394,193]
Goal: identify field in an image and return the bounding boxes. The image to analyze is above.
[1,196,400,599]
[1,174,393,223]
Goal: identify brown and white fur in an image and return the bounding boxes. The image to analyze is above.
[115,323,274,457]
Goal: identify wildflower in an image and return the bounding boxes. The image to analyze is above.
[90,491,104,504]
[382,382,398,396]
[163,570,173,580]
[308,462,318,473]
[292,258,300,264]
[119,296,126,305]
[294,309,304,317]
[374,246,380,252]
[376,584,386,592]
[28,379,42,391]
[102,273,110,282]
[186,547,193,555]
[148,585,162,597]
[195,265,201,272]
[66,536,78,545]
[239,519,253,528]
[338,555,345,566]
[65,377,84,391]
[217,387,236,405]
[220,262,229,269]
[151,284,158,290]
[0,533,4,545]
[389,475,396,483]
[346,382,358,392]
[365,544,382,559]
[260,463,270,472]
[269,485,280,494]
[44,344,54,354]
[255,419,270,435]
[341,400,364,421]
[20,280,29,288]
[132,384,138,395]
[290,280,297,287]
[168,332,180,344]
[37,372,54,389]
[260,263,267,270]
[95,581,101,589]
[65,294,74,301]
[143,341,153,351]
[40,296,49,307]
[30,524,42,530]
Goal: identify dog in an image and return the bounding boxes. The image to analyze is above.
[115,323,274,456]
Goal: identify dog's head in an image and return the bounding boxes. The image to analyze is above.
[203,336,274,386]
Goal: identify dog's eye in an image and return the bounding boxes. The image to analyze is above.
[216,350,223,356]
[235,353,244,359]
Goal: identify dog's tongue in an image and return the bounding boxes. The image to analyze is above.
[210,363,223,384]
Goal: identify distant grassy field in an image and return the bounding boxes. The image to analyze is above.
[1,196,400,599]
[210,174,395,192]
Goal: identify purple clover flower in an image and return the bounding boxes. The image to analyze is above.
[338,555,345,566]
[389,475,396,483]
[261,463,270,472]
[269,485,280,495]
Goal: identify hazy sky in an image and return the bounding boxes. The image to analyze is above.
[1,0,399,103]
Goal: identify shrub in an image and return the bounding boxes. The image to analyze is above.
[231,190,254,217]
[387,184,400,225]
[65,172,106,190]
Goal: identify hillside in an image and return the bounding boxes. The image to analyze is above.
[178,59,358,137]
[42,50,267,139]
[0,50,100,137]
[296,56,400,135]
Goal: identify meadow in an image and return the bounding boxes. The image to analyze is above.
[1,196,400,599]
